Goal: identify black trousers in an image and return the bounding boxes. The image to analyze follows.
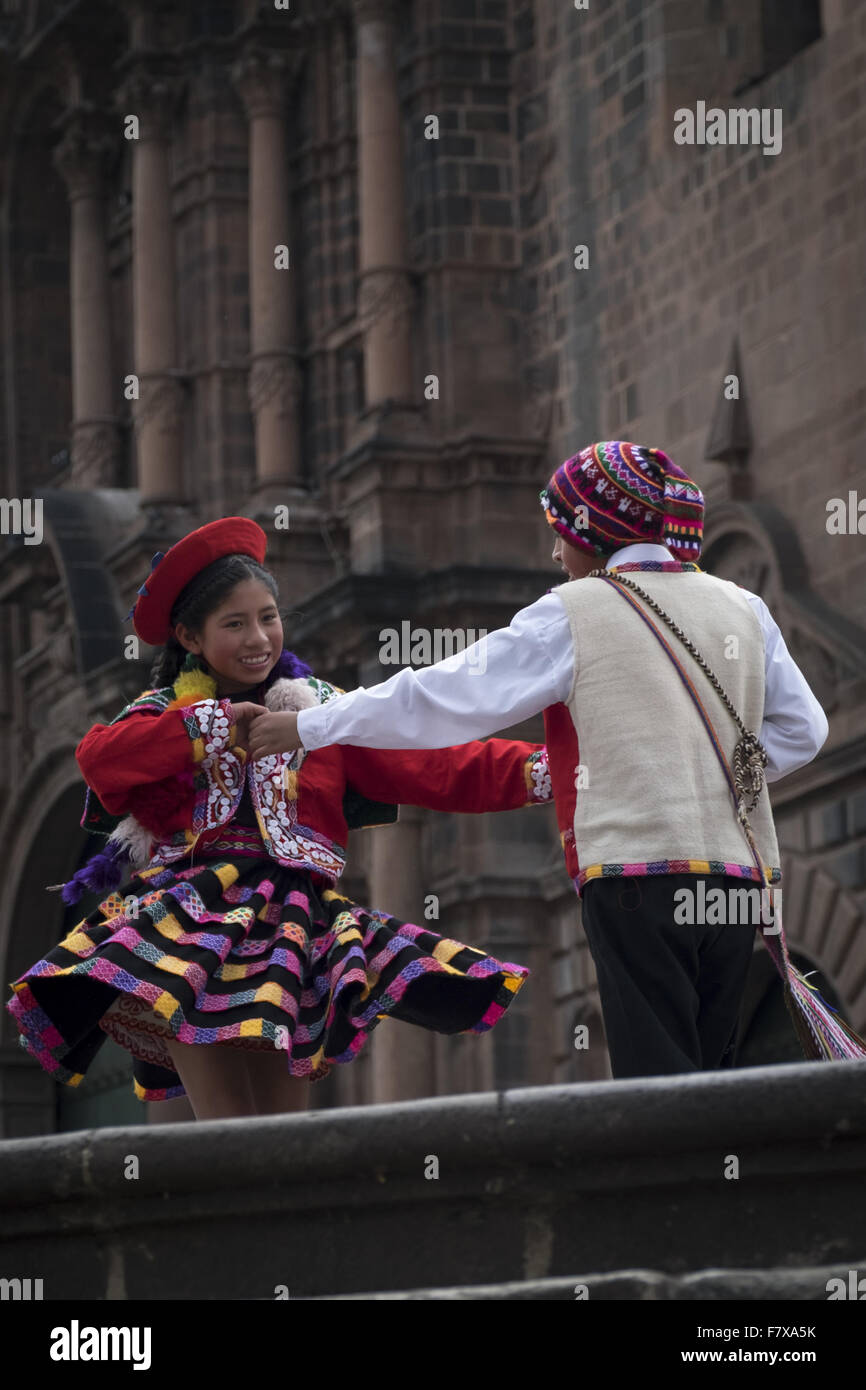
[580,873,759,1078]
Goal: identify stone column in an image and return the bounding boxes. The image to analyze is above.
[116,68,186,504]
[351,0,417,419]
[231,48,304,489]
[52,106,122,488]
[347,1,432,1092]
[367,804,438,1102]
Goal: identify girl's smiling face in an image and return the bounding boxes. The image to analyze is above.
[174,578,283,695]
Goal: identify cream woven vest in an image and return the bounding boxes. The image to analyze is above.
[554,569,781,886]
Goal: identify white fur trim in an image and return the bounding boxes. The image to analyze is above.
[264,678,319,713]
[108,815,153,868]
[263,678,316,772]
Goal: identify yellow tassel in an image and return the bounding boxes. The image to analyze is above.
[173,668,217,702]
[162,668,218,712]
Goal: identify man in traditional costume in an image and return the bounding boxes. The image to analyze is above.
[253,442,841,1075]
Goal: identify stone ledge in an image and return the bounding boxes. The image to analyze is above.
[312,1259,866,1300]
[0,1060,864,1299]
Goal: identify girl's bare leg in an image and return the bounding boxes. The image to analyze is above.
[164,1037,257,1120]
[244,1047,311,1115]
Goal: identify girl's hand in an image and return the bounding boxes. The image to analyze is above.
[247,710,302,760]
[229,701,269,753]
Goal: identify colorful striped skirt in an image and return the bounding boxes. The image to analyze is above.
[6,853,529,1101]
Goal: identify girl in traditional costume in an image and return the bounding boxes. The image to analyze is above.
[6,518,552,1118]
[259,442,866,1073]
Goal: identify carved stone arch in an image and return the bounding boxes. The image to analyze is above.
[0,483,150,930]
[701,500,866,715]
[701,501,786,611]
[0,748,145,1137]
[0,756,90,1135]
[0,749,88,1007]
[736,860,866,1068]
[2,488,138,689]
[775,858,866,1034]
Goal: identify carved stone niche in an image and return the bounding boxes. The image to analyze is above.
[706,524,836,706]
[702,527,782,613]
[700,505,866,718]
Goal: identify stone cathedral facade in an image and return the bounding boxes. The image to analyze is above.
[0,0,864,1136]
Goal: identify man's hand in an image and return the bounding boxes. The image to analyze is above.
[246,710,302,760]
[229,701,268,753]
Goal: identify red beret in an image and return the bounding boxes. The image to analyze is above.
[130,517,268,645]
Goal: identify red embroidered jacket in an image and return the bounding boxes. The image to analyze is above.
[76,678,553,885]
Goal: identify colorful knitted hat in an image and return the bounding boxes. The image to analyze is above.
[129,517,268,645]
[539,441,704,561]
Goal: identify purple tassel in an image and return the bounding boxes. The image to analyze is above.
[55,843,131,905]
[265,648,313,685]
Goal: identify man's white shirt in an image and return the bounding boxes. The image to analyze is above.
[296,543,829,782]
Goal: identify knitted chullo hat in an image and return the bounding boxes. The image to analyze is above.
[539,441,705,562]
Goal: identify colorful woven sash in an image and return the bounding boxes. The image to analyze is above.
[595,572,866,1063]
[195,824,267,859]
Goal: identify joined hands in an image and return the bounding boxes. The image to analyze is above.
[229,702,303,759]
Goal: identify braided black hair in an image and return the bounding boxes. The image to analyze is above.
[149,553,279,688]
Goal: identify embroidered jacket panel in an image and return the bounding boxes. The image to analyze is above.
[75,679,553,883]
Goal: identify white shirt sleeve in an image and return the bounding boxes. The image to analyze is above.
[296,582,830,782]
[296,592,573,750]
[740,590,829,781]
